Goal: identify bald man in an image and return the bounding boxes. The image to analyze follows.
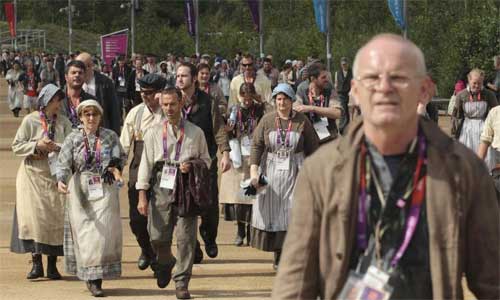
[272,34,499,299]
[76,52,121,134]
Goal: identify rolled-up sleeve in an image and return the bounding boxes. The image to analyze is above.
[135,130,155,190]
[480,109,496,145]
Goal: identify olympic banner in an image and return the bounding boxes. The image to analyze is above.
[100,29,128,67]
[4,2,16,37]
[387,0,406,30]
[184,0,196,37]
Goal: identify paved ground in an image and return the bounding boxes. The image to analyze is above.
[0,79,475,300]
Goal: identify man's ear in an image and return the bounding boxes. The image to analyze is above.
[418,76,433,106]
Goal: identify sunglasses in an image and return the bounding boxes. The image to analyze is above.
[241,63,253,68]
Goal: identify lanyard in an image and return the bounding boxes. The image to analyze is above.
[238,107,255,135]
[357,131,427,269]
[39,111,57,140]
[203,84,210,95]
[308,89,324,119]
[82,129,101,170]
[275,116,292,148]
[162,119,185,162]
[469,91,481,102]
[182,105,192,119]
[67,92,80,126]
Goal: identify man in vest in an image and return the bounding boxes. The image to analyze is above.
[120,73,166,274]
[335,57,353,134]
[176,62,231,263]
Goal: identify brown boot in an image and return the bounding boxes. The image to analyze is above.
[176,286,191,299]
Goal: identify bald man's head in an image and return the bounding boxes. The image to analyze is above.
[76,52,94,81]
[352,34,427,78]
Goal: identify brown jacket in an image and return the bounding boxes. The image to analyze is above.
[272,118,499,300]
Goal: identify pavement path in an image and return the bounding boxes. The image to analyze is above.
[0,78,475,300]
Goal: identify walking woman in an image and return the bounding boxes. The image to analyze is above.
[452,68,498,170]
[5,60,24,117]
[248,83,319,269]
[57,100,126,297]
[11,84,72,280]
[219,83,265,246]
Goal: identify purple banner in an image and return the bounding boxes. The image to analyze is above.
[184,0,196,37]
[247,0,260,32]
[100,29,128,67]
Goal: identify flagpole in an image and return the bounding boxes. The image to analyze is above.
[259,0,264,58]
[194,0,199,57]
[403,0,408,39]
[326,0,331,72]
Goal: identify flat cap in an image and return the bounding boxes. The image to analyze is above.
[138,73,167,90]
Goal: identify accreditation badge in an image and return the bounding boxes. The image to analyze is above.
[160,164,178,190]
[275,148,290,171]
[118,76,126,87]
[338,267,393,300]
[313,117,331,140]
[241,135,252,156]
[87,174,104,201]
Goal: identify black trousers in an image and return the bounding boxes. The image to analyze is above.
[128,182,154,256]
[199,157,219,245]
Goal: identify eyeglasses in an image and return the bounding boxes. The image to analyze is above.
[83,112,100,118]
[355,74,419,90]
[140,89,157,96]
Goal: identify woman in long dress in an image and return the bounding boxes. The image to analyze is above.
[219,82,265,246]
[452,69,498,170]
[248,83,319,270]
[11,84,72,280]
[57,100,126,297]
[5,60,24,117]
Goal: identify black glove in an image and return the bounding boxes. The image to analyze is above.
[243,174,268,196]
[101,157,122,184]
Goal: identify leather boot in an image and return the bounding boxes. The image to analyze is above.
[273,250,282,271]
[46,256,62,280]
[233,222,246,246]
[86,279,104,297]
[27,253,44,279]
[176,286,191,299]
[137,250,151,270]
[156,258,176,289]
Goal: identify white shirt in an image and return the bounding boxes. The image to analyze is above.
[83,75,96,97]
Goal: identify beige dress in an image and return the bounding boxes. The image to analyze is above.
[10,112,72,255]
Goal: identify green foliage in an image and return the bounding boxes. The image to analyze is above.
[0,0,498,96]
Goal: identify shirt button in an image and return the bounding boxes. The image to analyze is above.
[336,253,343,260]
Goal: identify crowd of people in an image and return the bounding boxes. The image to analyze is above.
[3,34,499,300]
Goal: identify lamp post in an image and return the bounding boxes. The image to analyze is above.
[59,0,77,54]
[120,0,135,55]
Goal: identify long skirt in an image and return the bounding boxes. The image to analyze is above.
[10,158,65,255]
[64,171,122,281]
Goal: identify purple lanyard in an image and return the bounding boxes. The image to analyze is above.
[182,105,192,119]
[357,132,427,268]
[162,119,185,162]
[82,129,101,170]
[39,110,56,140]
[275,116,292,148]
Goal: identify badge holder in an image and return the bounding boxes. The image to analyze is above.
[160,163,178,190]
[241,135,252,157]
[275,148,290,171]
[314,117,330,140]
[338,238,394,300]
[87,174,104,201]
